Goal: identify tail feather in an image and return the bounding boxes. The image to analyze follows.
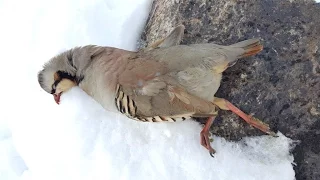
[230,38,263,58]
[241,44,263,58]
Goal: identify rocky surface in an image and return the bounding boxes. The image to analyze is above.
[140,0,320,179]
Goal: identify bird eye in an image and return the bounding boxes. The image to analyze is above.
[51,83,57,94]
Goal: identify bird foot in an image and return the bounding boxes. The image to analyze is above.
[200,130,216,157]
[200,116,216,157]
[213,97,278,137]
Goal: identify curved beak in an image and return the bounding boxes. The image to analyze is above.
[53,92,63,104]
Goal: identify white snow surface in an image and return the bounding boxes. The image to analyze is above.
[0,0,296,180]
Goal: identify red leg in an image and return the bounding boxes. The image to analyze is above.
[213,98,277,137]
[200,116,216,157]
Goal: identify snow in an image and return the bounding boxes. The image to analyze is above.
[0,0,296,180]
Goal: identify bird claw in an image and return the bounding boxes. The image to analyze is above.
[200,130,216,157]
[209,149,216,158]
[267,130,279,137]
[249,116,278,137]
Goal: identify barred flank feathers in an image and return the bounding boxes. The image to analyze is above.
[115,84,190,122]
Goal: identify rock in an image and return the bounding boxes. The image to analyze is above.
[140,0,320,179]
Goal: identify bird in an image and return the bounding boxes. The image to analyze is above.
[37,25,277,157]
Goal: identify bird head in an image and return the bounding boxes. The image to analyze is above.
[37,50,78,104]
[37,45,105,104]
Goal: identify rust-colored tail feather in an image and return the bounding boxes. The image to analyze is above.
[241,44,263,58]
[230,38,263,58]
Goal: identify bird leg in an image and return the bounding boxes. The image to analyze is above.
[213,97,277,137]
[200,116,216,157]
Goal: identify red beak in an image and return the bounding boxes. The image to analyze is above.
[53,92,62,104]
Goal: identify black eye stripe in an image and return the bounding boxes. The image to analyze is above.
[50,71,74,94]
[53,80,60,87]
[51,79,60,94]
[75,75,84,84]
[50,71,85,94]
[57,71,75,80]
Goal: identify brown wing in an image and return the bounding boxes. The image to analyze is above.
[115,55,217,122]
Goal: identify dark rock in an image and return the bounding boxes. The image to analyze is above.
[140,0,320,179]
